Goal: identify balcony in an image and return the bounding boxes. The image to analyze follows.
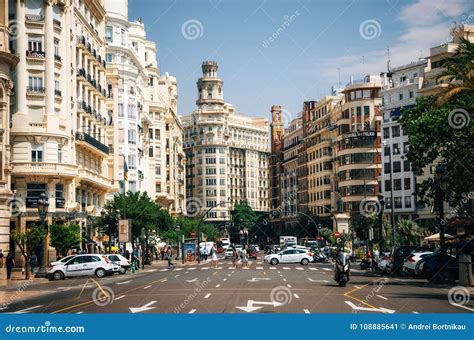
[53,19,61,27]
[27,86,45,94]
[25,14,44,22]
[12,162,77,178]
[75,131,110,155]
[54,89,62,97]
[26,50,45,59]
[78,167,113,189]
[54,54,62,62]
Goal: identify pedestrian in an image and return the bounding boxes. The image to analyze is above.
[28,251,37,275]
[6,250,15,280]
[0,252,4,269]
[167,246,175,269]
[210,243,218,268]
[242,246,248,269]
[160,247,165,261]
[125,249,130,261]
[232,245,238,268]
[203,246,208,262]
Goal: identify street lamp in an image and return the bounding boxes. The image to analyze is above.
[377,193,385,253]
[175,225,181,261]
[434,165,448,252]
[382,140,396,248]
[36,193,49,277]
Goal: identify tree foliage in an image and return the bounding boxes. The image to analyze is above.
[232,201,257,231]
[11,225,45,279]
[49,223,81,257]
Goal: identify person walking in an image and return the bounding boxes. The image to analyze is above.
[6,250,15,280]
[28,251,37,275]
[242,246,249,269]
[210,243,218,268]
[231,244,237,268]
[160,247,165,261]
[166,246,175,269]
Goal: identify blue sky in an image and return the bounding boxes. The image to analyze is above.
[129,0,474,124]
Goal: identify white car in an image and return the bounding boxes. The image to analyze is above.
[105,254,131,274]
[403,251,433,275]
[48,254,117,281]
[50,254,76,267]
[264,248,313,265]
[225,246,242,259]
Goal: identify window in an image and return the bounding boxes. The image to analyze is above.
[128,155,136,169]
[363,106,370,116]
[393,197,402,209]
[121,28,126,45]
[385,179,391,191]
[58,146,62,163]
[128,129,136,145]
[384,162,391,174]
[403,160,410,172]
[393,161,401,173]
[399,93,404,100]
[31,144,43,162]
[404,196,412,208]
[106,53,113,62]
[129,180,137,192]
[28,37,42,52]
[28,76,43,91]
[394,179,401,191]
[54,39,59,56]
[392,125,400,137]
[127,104,136,119]
[404,178,411,190]
[26,183,46,208]
[55,184,64,208]
[105,26,113,42]
[409,91,414,98]
[403,142,409,154]
[384,146,390,156]
[383,127,389,139]
[148,147,153,157]
[393,143,400,155]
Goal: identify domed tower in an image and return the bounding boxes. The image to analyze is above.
[196,61,224,106]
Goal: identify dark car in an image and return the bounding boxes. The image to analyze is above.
[415,241,474,282]
[391,245,431,275]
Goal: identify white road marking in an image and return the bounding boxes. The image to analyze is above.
[175,274,180,278]
[322,268,331,271]
[228,267,234,269]
[174,268,183,271]
[354,285,362,289]
[283,278,287,282]
[296,267,304,271]
[144,285,152,289]
[185,271,189,274]
[129,301,157,314]
[412,311,419,314]
[188,267,196,270]
[277,271,281,274]
[216,267,223,269]
[116,280,132,285]
[189,309,196,314]
[159,269,168,272]
[269,267,276,270]
[294,294,300,299]
[309,268,318,271]
[146,269,157,272]
[12,305,44,314]
[114,295,126,301]
[308,278,330,283]
[280,274,283,277]
[451,303,474,312]
[304,309,310,314]
[232,271,235,273]
[76,311,84,314]
[376,295,388,300]
[283,267,291,270]
[287,284,292,288]
[227,273,231,276]
[215,284,221,288]
[344,301,395,314]
[256,266,263,270]
[223,278,227,281]
[186,278,198,283]
[201,267,210,270]
[204,293,211,299]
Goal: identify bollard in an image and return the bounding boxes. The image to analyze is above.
[458,254,473,287]
[132,260,136,274]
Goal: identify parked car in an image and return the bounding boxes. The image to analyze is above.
[264,248,313,265]
[50,255,76,267]
[403,251,433,276]
[415,241,474,282]
[48,254,118,281]
[377,253,392,273]
[105,254,131,274]
[224,245,242,259]
[391,246,431,275]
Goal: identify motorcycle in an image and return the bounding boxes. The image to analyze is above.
[334,251,350,287]
[313,252,329,263]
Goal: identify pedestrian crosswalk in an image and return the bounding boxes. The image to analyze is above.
[156,262,334,272]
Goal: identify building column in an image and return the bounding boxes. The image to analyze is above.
[44,1,55,116]
[15,0,27,115]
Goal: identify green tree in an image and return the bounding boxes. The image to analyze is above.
[11,226,45,279]
[436,37,474,106]
[49,223,81,257]
[399,94,474,208]
[232,201,257,232]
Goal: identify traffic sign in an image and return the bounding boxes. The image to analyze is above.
[334,232,341,238]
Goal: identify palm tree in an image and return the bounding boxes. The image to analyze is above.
[435,37,474,106]
[396,219,421,245]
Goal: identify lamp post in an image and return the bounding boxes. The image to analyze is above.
[434,165,448,252]
[175,225,181,261]
[35,193,49,277]
[377,193,385,253]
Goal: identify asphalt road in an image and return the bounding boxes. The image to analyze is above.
[1,255,472,314]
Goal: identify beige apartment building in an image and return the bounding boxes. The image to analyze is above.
[182,61,269,227]
[104,0,185,215]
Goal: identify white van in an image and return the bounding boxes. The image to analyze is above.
[199,242,215,254]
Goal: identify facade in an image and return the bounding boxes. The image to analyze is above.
[104,0,185,214]
[269,105,283,232]
[0,0,18,255]
[9,0,113,255]
[182,61,269,225]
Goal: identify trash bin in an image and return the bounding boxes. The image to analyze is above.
[459,254,473,287]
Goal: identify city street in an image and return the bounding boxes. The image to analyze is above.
[1,255,471,314]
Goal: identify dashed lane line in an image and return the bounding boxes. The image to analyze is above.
[189,309,196,314]
[144,285,152,289]
[294,294,300,299]
[304,309,310,314]
[376,295,388,300]
[287,284,292,288]
[204,293,211,299]
[114,295,126,301]
[215,284,221,288]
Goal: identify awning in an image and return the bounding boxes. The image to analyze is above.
[423,232,455,242]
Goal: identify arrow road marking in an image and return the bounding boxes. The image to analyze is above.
[247,278,271,282]
[116,280,132,285]
[344,301,395,314]
[236,300,283,313]
[308,278,329,283]
[13,305,44,314]
[129,301,157,314]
